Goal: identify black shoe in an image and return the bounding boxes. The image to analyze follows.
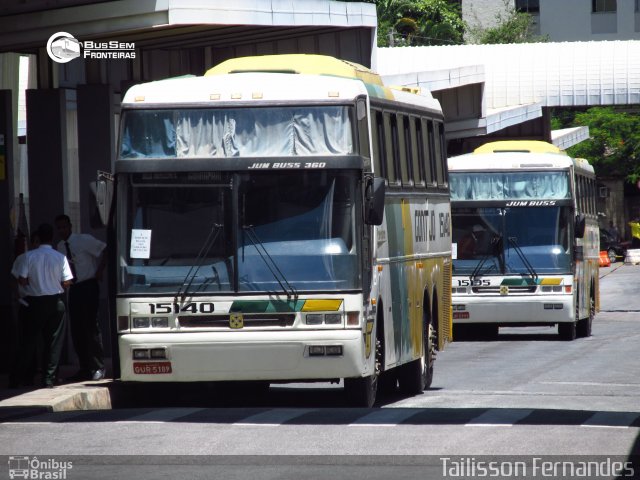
[66,370,91,382]
[91,369,106,381]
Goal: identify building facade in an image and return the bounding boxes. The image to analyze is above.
[463,0,640,41]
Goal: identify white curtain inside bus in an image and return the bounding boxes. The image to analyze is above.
[450,171,570,201]
[120,107,353,158]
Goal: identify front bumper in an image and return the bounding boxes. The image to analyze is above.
[453,294,574,325]
[119,329,367,382]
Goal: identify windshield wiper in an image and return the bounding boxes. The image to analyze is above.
[471,235,502,279]
[507,236,538,280]
[242,225,298,300]
[175,223,223,303]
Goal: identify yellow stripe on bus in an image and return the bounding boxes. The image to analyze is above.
[301,299,343,312]
[539,278,563,285]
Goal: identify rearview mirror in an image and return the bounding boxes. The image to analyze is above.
[364,176,385,226]
[90,171,114,227]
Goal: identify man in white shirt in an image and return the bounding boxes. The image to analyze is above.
[55,214,107,381]
[9,232,40,388]
[13,223,74,388]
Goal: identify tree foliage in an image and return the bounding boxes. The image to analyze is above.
[558,107,640,184]
[467,1,547,44]
[374,0,464,47]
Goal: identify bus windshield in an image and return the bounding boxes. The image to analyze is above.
[118,170,360,294]
[452,206,572,275]
[120,106,354,159]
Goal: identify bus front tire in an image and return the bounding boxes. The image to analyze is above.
[558,321,576,341]
[576,297,595,338]
[344,337,381,408]
[344,375,377,408]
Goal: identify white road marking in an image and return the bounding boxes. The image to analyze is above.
[233,408,316,426]
[349,408,423,426]
[465,409,533,427]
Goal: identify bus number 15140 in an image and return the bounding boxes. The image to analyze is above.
[149,302,215,314]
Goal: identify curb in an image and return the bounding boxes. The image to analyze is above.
[0,381,112,412]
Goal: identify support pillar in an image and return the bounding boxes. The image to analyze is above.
[0,90,15,371]
[77,84,113,358]
[77,84,113,232]
[25,88,66,230]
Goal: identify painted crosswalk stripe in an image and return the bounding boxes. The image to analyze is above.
[465,409,533,427]
[348,408,423,426]
[580,412,639,429]
[233,408,317,426]
[117,408,205,423]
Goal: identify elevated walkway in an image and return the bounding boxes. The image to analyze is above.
[376,41,640,149]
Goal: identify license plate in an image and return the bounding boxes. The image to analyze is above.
[133,361,172,375]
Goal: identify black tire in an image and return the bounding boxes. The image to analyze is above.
[576,297,595,338]
[608,248,617,263]
[398,322,435,394]
[344,375,377,408]
[477,324,499,339]
[453,324,473,341]
[377,370,398,395]
[344,336,380,408]
[454,324,497,341]
[558,321,576,341]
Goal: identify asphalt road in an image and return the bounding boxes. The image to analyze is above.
[1,264,639,479]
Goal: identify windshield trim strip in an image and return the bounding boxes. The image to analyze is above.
[115,156,365,173]
[451,199,573,207]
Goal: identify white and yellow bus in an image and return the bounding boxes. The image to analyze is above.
[99,54,452,406]
[448,141,599,340]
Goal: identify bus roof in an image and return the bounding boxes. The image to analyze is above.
[449,141,595,175]
[205,54,383,86]
[473,140,566,155]
[122,54,441,112]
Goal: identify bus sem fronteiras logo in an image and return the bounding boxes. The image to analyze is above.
[47,32,81,63]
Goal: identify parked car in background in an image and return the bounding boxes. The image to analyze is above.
[600,230,628,263]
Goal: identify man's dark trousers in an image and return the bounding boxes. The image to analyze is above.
[68,279,104,374]
[24,295,65,385]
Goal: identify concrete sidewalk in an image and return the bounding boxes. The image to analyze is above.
[0,364,113,414]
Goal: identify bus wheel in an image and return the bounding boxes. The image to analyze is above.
[577,297,595,338]
[558,321,576,341]
[344,338,380,408]
[398,322,434,394]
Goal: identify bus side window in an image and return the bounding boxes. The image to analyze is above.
[372,109,387,181]
[357,98,370,166]
[412,116,425,187]
[385,113,399,186]
[590,178,596,215]
[400,114,412,187]
[576,176,584,214]
[434,121,447,188]
[425,119,436,187]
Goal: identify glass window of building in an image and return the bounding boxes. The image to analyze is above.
[592,0,616,13]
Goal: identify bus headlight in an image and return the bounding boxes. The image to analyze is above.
[305,314,323,325]
[152,317,169,328]
[133,349,150,359]
[133,317,150,329]
[324,314,342,325]
[150,348,167,359]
